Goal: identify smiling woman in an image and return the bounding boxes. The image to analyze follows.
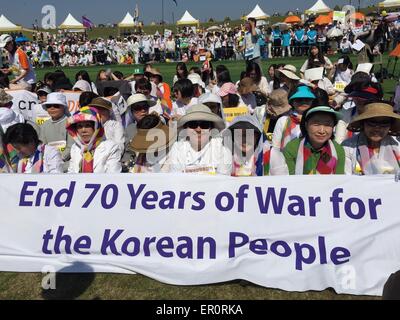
[283,106,350,175]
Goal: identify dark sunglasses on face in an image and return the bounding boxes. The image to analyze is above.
[131,103,150,112]
[365,119,392,128]
[47,104,63,109]
[186,121,213,130]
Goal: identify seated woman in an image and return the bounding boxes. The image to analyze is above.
[66,107,122,173]
[168,104,232,175]
[128,114,176,173]
[3,123,63,173]
[272,85,316,151]
[225,115,266,176]
[283,106,348,175]
[342,102,400,175]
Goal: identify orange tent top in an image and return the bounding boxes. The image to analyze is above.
[351,12,365,20]
[390,44,400,57]
[327,11,334,19]
[315,15,332,25]
[284,16,301,24]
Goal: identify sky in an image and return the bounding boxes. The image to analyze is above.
[0,0,382,27]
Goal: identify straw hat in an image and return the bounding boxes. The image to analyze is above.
[127,94,157,108]
[348,103,400,135]
[277,65,300,81]
[89,97,113,111]
[129,115,176,154]
[238,77,257,95]
[178,104,225,130]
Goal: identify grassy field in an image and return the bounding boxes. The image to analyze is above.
[0,55,390,300]
[34,53,399,100]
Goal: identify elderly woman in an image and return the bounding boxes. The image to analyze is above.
[272,85,316,151]
[128,114,176,173]
[168,104,232,175]
[66,107,122,173]
[283,106,349,175]
[342,102,400,175]
[3,123,63,173]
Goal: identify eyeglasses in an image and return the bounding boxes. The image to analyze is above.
[186,121,213,130]
[365,120,392,128]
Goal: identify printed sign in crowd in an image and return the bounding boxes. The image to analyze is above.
[0,173,398,296]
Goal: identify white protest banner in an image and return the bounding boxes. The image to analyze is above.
[8,89,40,122]
[0,174,399,296]
[61,90,82,113]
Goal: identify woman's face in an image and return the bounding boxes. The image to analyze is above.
[268,67,275,79]
[99,71,107,81]
[311,47,319,57]
[363,117,392,145]
[131,103,149,122]
[248,69,258,82]
[233,129,260,155]
[12,142,37,157]
[5,41,14,53]
[292,98,314,115]
[46,104,65,121]
[306,113,335,148]
[76,121,95,144]
[185,121,213,151]
[177,67,185,76]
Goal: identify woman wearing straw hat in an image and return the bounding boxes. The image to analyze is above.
[127,114,176,173]
[66,107,122,173]
[283,106,349,175]
[342,102,400,175]
[168,104,231,175]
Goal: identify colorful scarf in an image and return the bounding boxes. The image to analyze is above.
[17,144,45,174]
[66,106,105,173]
[280,113,302,151]
[355,134,400,175]
[295,139,338,175]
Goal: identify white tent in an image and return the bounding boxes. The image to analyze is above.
[379,0,400,8]
[59,13,85,30]
[0,14,22,32]
[246,4,270,20]
[305,0,332,14]
[118,12,136,27]
[177,10,199,26]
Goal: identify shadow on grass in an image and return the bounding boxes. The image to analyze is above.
[41,262,96,300]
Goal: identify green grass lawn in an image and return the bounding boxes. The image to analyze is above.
[1,55,390,300]
[34,53,399,100]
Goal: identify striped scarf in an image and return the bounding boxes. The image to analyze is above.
[66,106,105,173]
[280,113,301,151]
[17,145,45,174]
[356,135,400,175]
[295,139,338,175]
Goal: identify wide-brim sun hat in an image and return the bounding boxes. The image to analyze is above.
[129,118,177,154]
[127,94,157,108]
[178,104,225,131]
[238,77,257,95]
[347,103,400,135]
[277,65,300,81]
[289,85,316,101]
[89,97,113,111]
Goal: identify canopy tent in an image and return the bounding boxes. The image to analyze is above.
[58,13,85,31]
[118,12,136,27]
[246,4,270,20]
[379,0,400,8]
[177,11,199,26]
[284,16,301,24]
[0,14,22,32]
[305,0,332,14]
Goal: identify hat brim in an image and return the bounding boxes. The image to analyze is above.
[42,102,68,108]
[278,69,300,81]
[129,126,177,154]
[90,103,113,111]
[178,111,226,131]
[305,106,342,122]
[348,112,400,135]
[129,99,157,108]
[348,91,377,100]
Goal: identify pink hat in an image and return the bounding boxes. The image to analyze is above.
[218,82,238,97]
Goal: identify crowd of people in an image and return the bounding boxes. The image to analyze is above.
[0,14,400,177]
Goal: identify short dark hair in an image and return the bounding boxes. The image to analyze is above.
[174,79,194,99]
[4,123,40,147]
[137,114,161,130]
[135,78,152,92]
[79,92,99,107]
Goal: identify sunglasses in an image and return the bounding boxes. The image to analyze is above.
[365,120,392,128]
[186,121,213,130]
[131,103,150,111]
[47,104,63,109]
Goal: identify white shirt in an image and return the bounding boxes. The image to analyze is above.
[104,120,125,154]
[172,97,199,116]
[23,145,63,174]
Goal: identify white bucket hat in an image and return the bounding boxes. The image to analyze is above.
[42,92,68,109]
[0,34,13,48]
[188,73,206,89]
[127,94,157,108]
[73,80,92,92]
